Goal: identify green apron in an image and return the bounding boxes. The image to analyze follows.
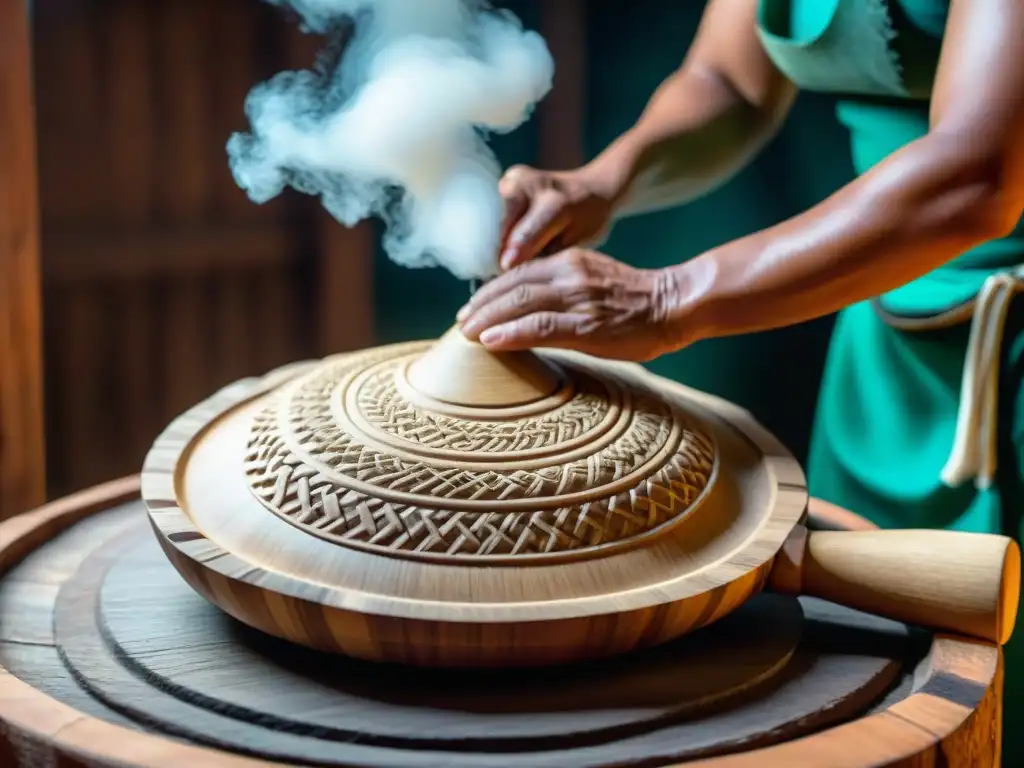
[757,0,1024,760]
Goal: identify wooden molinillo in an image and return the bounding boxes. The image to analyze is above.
[142,328,1020,667]
[0,477,1007,767]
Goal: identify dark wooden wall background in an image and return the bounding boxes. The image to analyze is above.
[26,0,585,501]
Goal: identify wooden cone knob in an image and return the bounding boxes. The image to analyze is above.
[769,527,1021,644]
[405,326,563,407]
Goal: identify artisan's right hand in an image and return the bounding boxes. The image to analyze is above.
[498,165,618,271]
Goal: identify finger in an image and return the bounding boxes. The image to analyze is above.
[460,282,567,340]
[497,165,533,251]
[458,258,564,321]
[478,311,589,351]
[498,187,529,251]
[499,164,532,190]
[501,192,571,270]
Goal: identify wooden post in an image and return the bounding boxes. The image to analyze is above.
[0,0,46,519]
[538,0,588,170]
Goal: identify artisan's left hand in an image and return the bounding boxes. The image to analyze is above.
[457,249,686,362]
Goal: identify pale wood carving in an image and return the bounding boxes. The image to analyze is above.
[140,331,1021,668]
[244,338,715,559]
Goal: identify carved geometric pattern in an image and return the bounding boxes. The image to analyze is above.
[244,353,717,559]
[357,364,612,453]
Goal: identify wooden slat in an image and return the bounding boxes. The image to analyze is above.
[209,0,268,220]
[316,219,376,355]
[103,0,159,478]
[43,226,297,283]
[41,286,69,496]
[157,0,212,224]
[537,0,588,170]
[0,0,46,519]
[105,0,156,225]
[251,266,300,373]
[164,277,211,422]
[33,2,105,227]
[61,289,108,493]
[156,1,216,418]
[210,272,255,388]
[115,283,160,473]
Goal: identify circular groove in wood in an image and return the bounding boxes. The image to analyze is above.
[145,350,807,628]
[44,510,909,766]
[378,356,595,457]
[241,344,719,562]
[0,480,1001,768]
[394,356,575,417]
[95,530,808,746]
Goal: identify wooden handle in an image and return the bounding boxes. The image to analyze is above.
[768,526,1021,644]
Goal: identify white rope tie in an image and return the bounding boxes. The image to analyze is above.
[941,266,1024,489]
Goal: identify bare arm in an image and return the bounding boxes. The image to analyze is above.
[459,0,1022,362]
[666,0,1024,343]
[496,0,795,269]
[586,0,797,216]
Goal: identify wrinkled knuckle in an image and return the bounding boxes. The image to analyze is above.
[538,187,568,211]
[503,164,533,182]
[511,283,533,306]
[650,270,684,322]
[500,166,533,195]
[498,176,520,196]
[564,246,585,261]
[563,247,585,267]
[564,249,593,280]
[532,313,558,338]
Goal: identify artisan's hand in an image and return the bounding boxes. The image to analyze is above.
[458,249,687,362]
[498,165,618,271]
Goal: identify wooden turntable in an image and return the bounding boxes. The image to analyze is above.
[0,462,1011,766]
[138,328,1020,669]
[0,318,1019,768]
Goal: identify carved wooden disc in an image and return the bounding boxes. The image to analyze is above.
[143,335,808,666]
[244,339,716,561]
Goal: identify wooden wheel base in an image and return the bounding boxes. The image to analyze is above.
[0,478,1005,767]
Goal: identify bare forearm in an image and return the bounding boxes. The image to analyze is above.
[583,67,794,217]
[667,133,1020,343]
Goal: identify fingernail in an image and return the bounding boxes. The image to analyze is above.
[456,304,469,321]
[499,248,516,270]
[480,328,502,346]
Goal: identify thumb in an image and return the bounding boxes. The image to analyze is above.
[497,165,535,252]
[501,190,571,270]
[499,187,529,253]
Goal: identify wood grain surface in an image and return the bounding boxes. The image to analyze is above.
[142,345,809,666]
[0,479,1004,766]
[0,0,46,521]
[141,342,1018,668]
[45,517,909,765]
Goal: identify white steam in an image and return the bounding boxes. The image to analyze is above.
[227,0,554,280]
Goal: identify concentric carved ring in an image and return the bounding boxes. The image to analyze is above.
[243,347,718,562]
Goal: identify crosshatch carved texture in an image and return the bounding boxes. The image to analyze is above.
[243,353,717,558]
[358,364,613,453]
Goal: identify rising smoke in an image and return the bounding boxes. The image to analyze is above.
[227,0,554,280]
